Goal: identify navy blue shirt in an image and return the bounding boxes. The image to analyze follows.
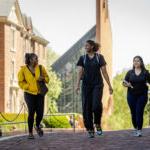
[124,69,150,95]
[77,53,106,86]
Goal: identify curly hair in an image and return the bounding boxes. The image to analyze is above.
[25,53,38,65]
[86,40,100,52]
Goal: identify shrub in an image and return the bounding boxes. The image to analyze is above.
[0,113,28,132]
[43,115,71,128]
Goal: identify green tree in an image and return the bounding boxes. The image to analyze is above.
[107,71,131,130]
[46,48,62,112]
[47,47,59,66]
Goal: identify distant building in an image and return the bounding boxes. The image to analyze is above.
[0,0,49,112]
[52,26,96,113]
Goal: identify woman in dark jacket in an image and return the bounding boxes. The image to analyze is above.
[123,56,150,137]
[76,40,113,138]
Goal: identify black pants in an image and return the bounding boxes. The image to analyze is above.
[82,85,103,131]
[24,92,44,133]
[127,92,148,130]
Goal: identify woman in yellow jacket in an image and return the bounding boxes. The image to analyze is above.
[18,53,49,139]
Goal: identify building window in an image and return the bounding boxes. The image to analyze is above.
[25,39,29,52]
[38,44,40,56]
[10,60,15,80]
[10,26,16,52]
[43,46,46,59]
[23,38,26,52]
[22,39,26,63]
[31,40,35,52]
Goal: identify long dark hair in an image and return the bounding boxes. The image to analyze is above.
[86,40,100,52]
[25,53,37,65]
[133,56,147,72]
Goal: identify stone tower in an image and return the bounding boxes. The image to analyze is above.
[96,0,113,117]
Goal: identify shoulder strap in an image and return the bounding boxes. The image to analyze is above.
[26,65,35,77]
[39,65,42,76]
[83,54,86,66]
[95,53,100,64]
[83,54,100,65]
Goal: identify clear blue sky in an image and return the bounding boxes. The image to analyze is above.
[19,0,150,76]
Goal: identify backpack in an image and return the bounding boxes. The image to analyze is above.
[83,53,100,66]
[80,53,100,80]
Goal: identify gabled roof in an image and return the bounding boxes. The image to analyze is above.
[0,0,49,45]
[52,25,96,72]
[22,13,32,30]
[0,0,16,17]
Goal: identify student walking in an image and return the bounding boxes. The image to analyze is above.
[18,53,49,139]
[123,56,150,137]
[76,40,113,138]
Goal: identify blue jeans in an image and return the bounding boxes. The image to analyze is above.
[127,92,148,130]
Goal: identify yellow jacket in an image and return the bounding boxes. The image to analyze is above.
[18,65,49,95]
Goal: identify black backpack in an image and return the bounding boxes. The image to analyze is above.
[83,53,100,66]
[80,53,100,80]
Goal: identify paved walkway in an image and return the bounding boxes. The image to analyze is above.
[0,128,150,150]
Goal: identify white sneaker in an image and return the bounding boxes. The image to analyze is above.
[96,129,103,136]
[134,130,142,137]
[133,129,137,136]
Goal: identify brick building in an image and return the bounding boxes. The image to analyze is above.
[0,0,49,112]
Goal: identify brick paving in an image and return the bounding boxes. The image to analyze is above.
[0,128,150,150]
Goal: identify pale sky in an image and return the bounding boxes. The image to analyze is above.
[19,0,150,76]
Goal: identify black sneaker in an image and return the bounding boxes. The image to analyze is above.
[35,126,44,137]
[134,130,142,137]
[88,130,95,138]
[28,134,35,139]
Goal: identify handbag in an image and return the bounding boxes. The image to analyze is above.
[38,65,48,96]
